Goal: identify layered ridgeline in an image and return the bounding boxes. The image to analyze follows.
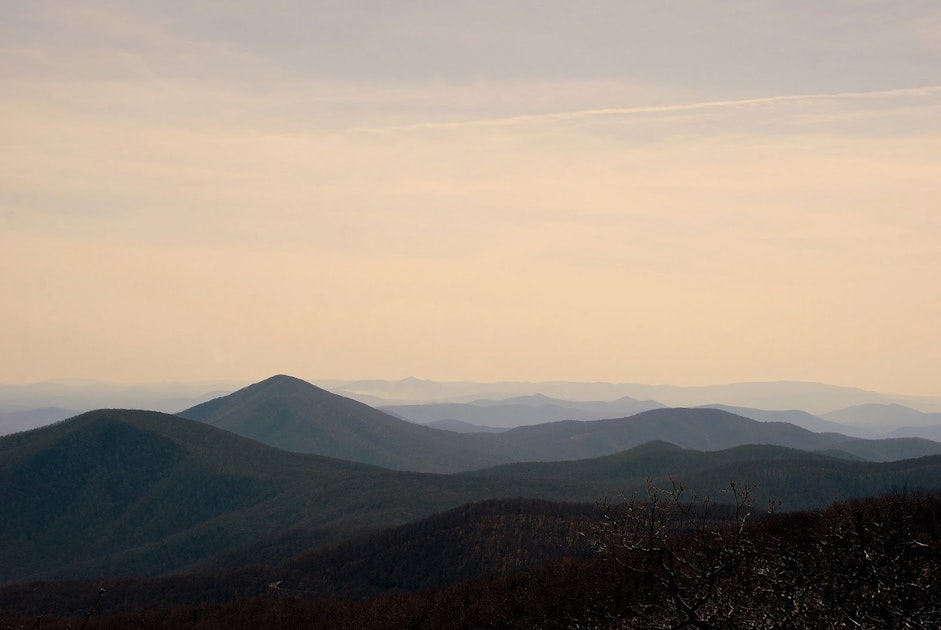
[381,394,665,430]
[179,376,941,466]
[824,403,941,438]
[178,375,513,473]
[474,407,941,462]
[5,375,941,588]
[383,397,854,435]
[4,405,941,587]
[460,440,941,511]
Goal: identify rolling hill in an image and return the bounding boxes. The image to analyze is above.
[887,424,941,442]
[475,407,941,462]
[697,404,871,436]
[824,403,941,432]
[382,394,663,429]
[178,375,514,473]
[461,440,941,511]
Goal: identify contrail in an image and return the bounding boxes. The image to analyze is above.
[357,85,941,133]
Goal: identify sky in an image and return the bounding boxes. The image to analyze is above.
[2,1,940,394]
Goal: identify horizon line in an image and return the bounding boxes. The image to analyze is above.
[4,375,939,399]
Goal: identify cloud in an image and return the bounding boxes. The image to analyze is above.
[356,86,941,132]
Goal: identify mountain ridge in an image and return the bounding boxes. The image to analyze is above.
[474,407,941,462]
[178,375,513,473]
[0,408,548,583]
[330,378,941,413]
[5,407,941,585]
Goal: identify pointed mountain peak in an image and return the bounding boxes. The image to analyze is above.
[252,374,317,389]
[179,374,510,472]
[235,375,343,400]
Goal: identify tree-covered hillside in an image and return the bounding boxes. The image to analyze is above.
[0,409,561,582]
[6,490,939,629]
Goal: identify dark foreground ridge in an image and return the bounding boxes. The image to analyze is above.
[4,490,940,629]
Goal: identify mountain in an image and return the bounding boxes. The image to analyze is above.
[5,407,941,588]
[188,381,932,468]
[178,375,514,473]
[387,397,879,435]
[698,404,872,437]
[824,403,941,432]
[475,407,941,462]
[382,394,663,429]
[610,381,898,414]
[0,409,553,584]
[461,441,941,511]
[887,424,941,442]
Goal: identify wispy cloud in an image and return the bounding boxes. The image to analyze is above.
[359,86,941,133]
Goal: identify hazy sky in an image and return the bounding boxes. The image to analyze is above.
[2,1,940,394]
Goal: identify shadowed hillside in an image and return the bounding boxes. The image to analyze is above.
[462,440,941,510]
[0,498,597,615]
[0,409,554,583]
[9,491,941,629]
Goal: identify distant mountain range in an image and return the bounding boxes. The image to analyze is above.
[3,376,939,436]
[330,377,941,414]
[381,394,664,429]
[4,374,941,587]
[385,397,873,437]
[472,407,941,463]
[823,403,941,432]
[176,377,941,465]
[697,404,872,437]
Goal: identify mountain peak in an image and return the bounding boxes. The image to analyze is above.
[254,374,313,388]
[178,375,511,472]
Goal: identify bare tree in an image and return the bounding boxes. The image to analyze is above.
[590,479,782,629]
[590,482,941,630]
